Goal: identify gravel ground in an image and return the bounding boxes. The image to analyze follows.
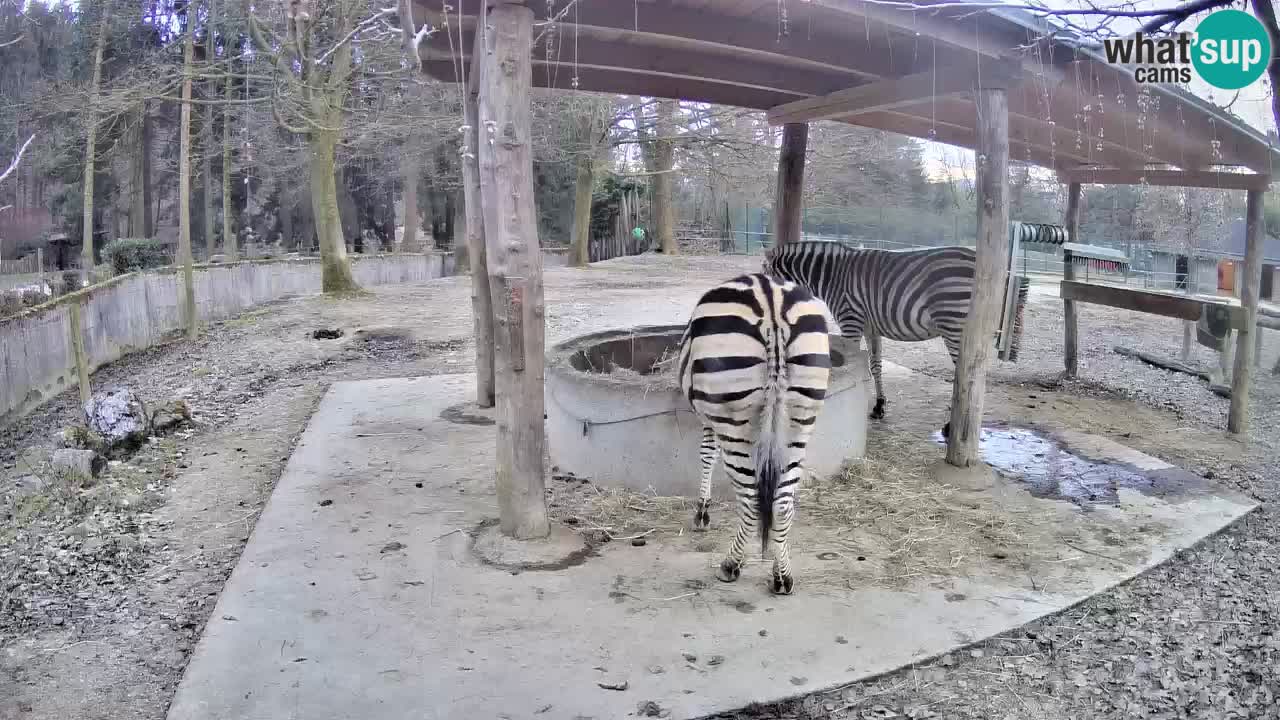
[712,286,1280,720]
[2,255,1279,720]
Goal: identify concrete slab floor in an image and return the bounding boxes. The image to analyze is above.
[166,372,1257,720]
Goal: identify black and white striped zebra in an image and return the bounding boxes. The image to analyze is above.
[677,273,831,595]
[763,241,995,437]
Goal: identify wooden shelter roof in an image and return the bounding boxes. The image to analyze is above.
[414,0,1280,181]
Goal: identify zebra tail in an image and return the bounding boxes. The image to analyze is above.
[754,368,788,558]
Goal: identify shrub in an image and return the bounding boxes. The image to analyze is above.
[102,238,169,274]
[0,284,52,319]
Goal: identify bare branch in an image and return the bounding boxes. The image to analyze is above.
[0,134,35,186]
[1251,0,1280,137]
[316,6,398,64]
[0,32,22,49]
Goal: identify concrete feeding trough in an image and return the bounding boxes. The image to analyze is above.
[545,325,872,498]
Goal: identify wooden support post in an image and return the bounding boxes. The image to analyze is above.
[478,1,550,539]
[1228,188,1265,434]
[1062,182,1081,378]
[773,123,808,246]
[463,0,495,408]
[946,87,1010,468]
[68,303,91,409]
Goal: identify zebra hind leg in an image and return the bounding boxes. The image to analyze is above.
[715,465,756,584]
[867,333,886,420]
[693,425,718,532]
[768,499,796,595]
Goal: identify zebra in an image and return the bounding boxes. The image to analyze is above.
[676,273,832,595]
[763,240,1001,438]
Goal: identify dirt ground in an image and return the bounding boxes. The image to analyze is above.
[2,254,1279,720]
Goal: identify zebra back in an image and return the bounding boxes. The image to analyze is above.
[763,241,976,342]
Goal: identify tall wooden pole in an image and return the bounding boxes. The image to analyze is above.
[1062,182,1081,378]
[774,122,808,246]
[68,303,91,409]
[1228,188,1265,434]
[946,87,1010,468]
[478,1,549,539]
[463,0,495,407]
[178,17,199,340]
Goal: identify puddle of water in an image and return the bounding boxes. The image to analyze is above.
[932,427,1154,506]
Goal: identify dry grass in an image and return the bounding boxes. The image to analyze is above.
[548,476,705,541]
[798,431,1067,587]
[548,429,1094,589]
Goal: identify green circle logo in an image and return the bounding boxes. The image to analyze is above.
[1192,9,1272,90]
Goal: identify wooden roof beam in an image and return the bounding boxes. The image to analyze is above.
[414,1,921,81]
[766,62,1020,126]
[1057,168,1273,190]
[927,96,1157,168]
[844,109,1088,170]
[815,0,1067,82]
[420,59,807,110]
[422,30,862,99]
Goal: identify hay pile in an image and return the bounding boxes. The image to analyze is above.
[798,431,1068,587]
[549,428,1094,590]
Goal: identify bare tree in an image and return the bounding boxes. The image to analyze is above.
[248,0,401,293]
[0,133,33,186]
[80,6,109,281]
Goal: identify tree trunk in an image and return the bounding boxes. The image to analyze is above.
[478,2,549,540]
[81,12,109,281]
[464,16,495,408]
[142,105,153,238]
[179,22,199,340]
[310,131,360,293]
[773,122,808,246]
[129,105,148,237]
[281,198,294,251]
[203,104,216,260]
[653,99,678,254]
[946,88,1009,468]
[401,152,419,252]
[569,116,597,266]
[222,49,237,260]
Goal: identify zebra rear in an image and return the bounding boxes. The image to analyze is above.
[677,273,831,595]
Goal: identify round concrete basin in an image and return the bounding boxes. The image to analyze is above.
[545,325,872,499]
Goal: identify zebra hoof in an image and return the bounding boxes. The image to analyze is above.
[692,501,711,531]
[716,558,742,583]
[769,571,794,596]
[869,398,886,420]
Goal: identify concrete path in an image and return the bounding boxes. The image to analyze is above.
[166,373,1257,720]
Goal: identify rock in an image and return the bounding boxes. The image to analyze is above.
[311,328,344,340]
[150,399,192,434]
[12,474,46,497]
[84,388,150,457]
[51,448,106,482]
[57,424,106,452]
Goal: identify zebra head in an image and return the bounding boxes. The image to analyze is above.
[761,243,787,281]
